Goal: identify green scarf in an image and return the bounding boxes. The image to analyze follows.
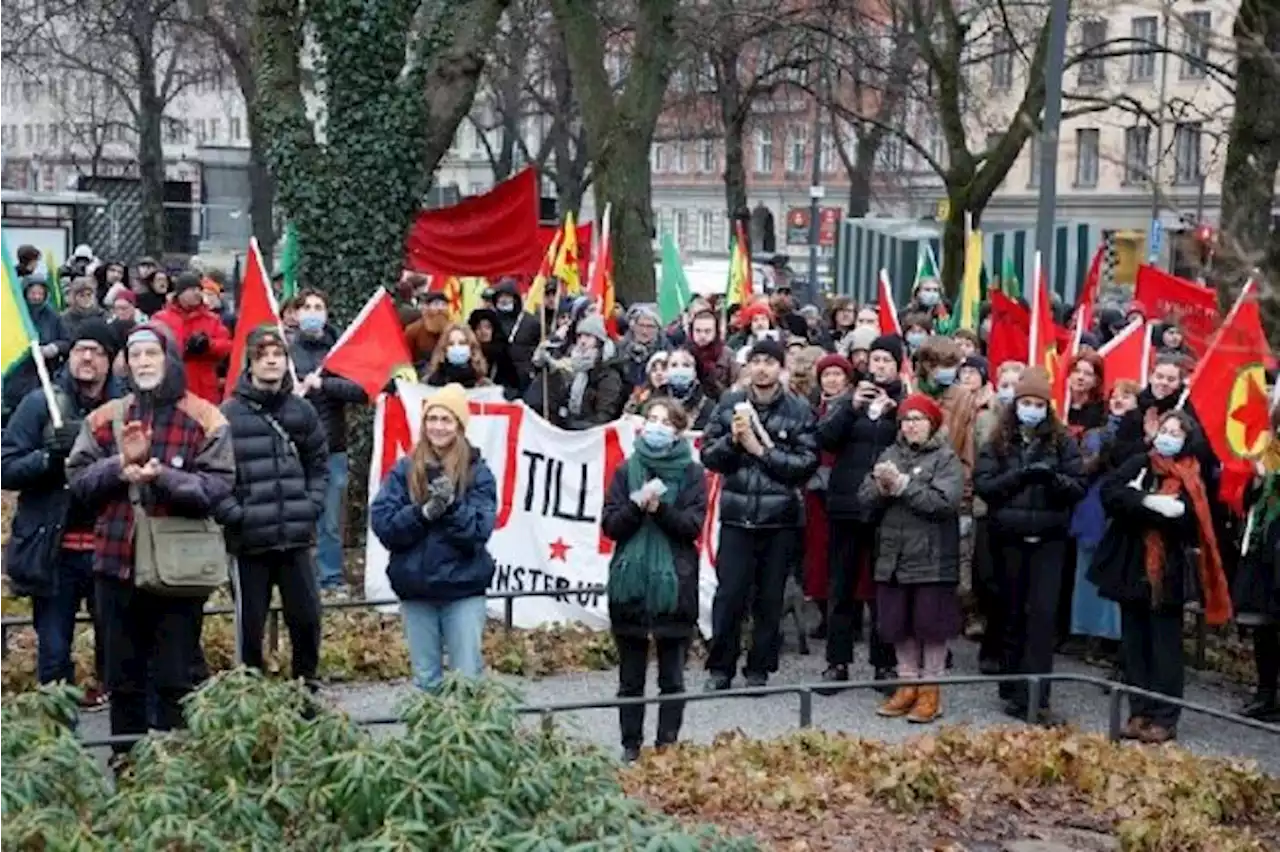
[1249,471,1280,549]
[919,376,946,400]
[607,436,692,616]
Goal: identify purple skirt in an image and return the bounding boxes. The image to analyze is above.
[876,582,961,645]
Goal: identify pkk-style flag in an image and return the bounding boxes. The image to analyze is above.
[1029,252,1059,388]
[552,211,581,296]
[1094,318,1151,398]
[279,223,300,300]
[1185,281,1274,513]
[1134,264,1220,355]
[525,228,562,317]
[1,237,37,378]
[959,228,983,330]
[725,220,753,308]
[224,238,288,400]
[587,204,617,337]
[322,289,417,399]
[658,230,692,324]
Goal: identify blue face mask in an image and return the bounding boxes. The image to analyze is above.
[667,365,695,392]
[298,314,325,334]
[446,344,470,366]
[1153,433,1184,457]
[997,386,1015,405]
[640,421,675,451]
[906,331,927,350]
[933,367,957,386]
[918,289,940,307]
[1016,402,1047,427]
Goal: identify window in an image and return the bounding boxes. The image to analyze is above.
[650,143,660,173]
[1130,16,1157,80]
[878,133,904,171]
[209,118,220,142]
[819,126,835,173]
[1027,134,1040,187]
[23,124,32,146]
[1181,11,1211,78]
[698,210,714,251]
[699,139,716,173]
[48,123,58,148]
[230,116,242,142]
[1078,20,1107,85]
[754,126,773,173]
[675,142,688,173]
[195,118,207,143]
[787,124,807,173]
[991,31,1013,89]
[672,209,687,245]
[1075,128,1099,187]
[469,182,488,195]
[1124,125,1151,183]
[1174,123,1201,184]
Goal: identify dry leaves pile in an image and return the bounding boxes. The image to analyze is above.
[1,593,623,692]
[623,727,1280,852]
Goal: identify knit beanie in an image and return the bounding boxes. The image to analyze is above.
[747,337,787,365]
[172,271,203,297]
[1014,366,1052,402]
[425,382,471,430]
[816,353,854,381]
[847,326,878,353]
[898,392,945,432]
[71,318,119,361]
[962,354,989,384]
[869,333,904,364]
[575,314,611,346]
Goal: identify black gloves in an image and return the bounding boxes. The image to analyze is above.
[185,332,210,355]
[47,422,80,459]
[1023,461,1056,482]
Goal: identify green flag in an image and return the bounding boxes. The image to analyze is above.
[43,249,63,310]
[1000,258,1021,299]
[913,242,939,289]
[279,223,299,300]
[657,232,692,324]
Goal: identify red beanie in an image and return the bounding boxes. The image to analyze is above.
[815,353,853,381]
[897,393,944,432]
[735,300,775,330]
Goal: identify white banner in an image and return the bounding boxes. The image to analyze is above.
[365,382,720,635]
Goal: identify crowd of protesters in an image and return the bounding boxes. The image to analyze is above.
[2,243,1278,763]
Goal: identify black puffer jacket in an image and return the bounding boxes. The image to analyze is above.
[217,374,329,555]
[974,421,1086,539]
[818,378,905,520]
[290,326,368,453]
[701,387,819,528]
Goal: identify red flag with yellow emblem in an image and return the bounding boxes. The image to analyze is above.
[1185,281,1272,513]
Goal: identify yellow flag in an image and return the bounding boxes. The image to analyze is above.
[2,238,37,378]
[960,228,983,329]
[526,228,561,316]
[552,212,580,295]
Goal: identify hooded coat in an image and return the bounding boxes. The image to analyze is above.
[151,301,234,403]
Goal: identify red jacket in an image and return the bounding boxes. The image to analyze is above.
[152,303,233,403]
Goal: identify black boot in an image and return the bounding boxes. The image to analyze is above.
[873,667,897,696]
[809,601,828,640]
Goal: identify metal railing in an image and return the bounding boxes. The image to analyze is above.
[71,671,1280,750]
[0,586,606,659]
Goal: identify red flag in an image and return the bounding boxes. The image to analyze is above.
[1185,282,1274,513]
[586,204,617,337]
[1134,264,1220,355]
[538,221,592,284]
[403,168,541,277]
[987,290,1030,370]
[1095,319,1151,398]
[1073,242,1104,331]
[225,238,286,400]
[876,269,913,389]
[322,289,417,399]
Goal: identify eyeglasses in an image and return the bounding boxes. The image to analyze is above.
[70,342,107,357]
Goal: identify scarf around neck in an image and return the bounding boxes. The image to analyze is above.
[1145,452,1231,625]
[607,437,693,617]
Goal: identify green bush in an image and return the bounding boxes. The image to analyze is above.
[2,672,753,851]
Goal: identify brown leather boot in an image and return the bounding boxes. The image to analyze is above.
[908,685,942,723]
[877,686,918,718]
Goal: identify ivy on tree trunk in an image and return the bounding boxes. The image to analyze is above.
[254,0,507,324]
[551,0,678,307]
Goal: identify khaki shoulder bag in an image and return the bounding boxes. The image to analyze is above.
[113,404,227,596]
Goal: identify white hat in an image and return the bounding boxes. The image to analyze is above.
[73,244,93,259]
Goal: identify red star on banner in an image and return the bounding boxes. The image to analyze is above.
[1230,374,1270,451]
[548,538,571,562]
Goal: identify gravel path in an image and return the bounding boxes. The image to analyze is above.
[76,635,1279,772]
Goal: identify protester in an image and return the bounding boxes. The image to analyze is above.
[369,384,497,691]
[728,300,777,356]
[1155,322,1193,357]
[1109,354,1198,465]
[1093,409,1228,743]
[953,329,980,360]
[975,366,1086,722]
[1064,350,1107,437]
[959,355,988,395]
[424,322,492,388]
[217,326,327,684]
[827,298,858,346]
[702,337,819,690]
[405,291,450,365]
[66,323,235,752]
[798,304,834,350]
[94,259,128,305]
[524,315,627,430]
[838,326,878,371]
[857,393,964,723]
[663,348,715,430]
[804,353,853,640]
[468,307,521,388]
[1,320,123,710]
[16,243,41,277]
[2,276,69,424]
[786,345,822,402]
[1233,406,1280,721]
[109,289,142,331]
[62,277,108,339]
[624,352,669,415]
[136,269,171,316]
[152,271,233,403]
[501,280,558,392]
[902,313,931,356]
[687,310,736,398]
[288,289,368,591]
[819,335,906,687]
[601,398,707,761]
[903,276,950,326]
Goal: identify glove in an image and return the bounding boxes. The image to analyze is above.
[1023,461,1055,481]
[421,497,448,521]
[428,475,455,504]
[185,332,210,355]
[47,422,80,459]
[1141,494,1186,519]
[531,344,551,369]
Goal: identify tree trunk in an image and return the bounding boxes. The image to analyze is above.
[939,193,966,296]
[593,135,655,305]
[134,13,166,257]
[721,110,747,220]
[845,132,881,217]
[245,102,277,269]
[1219,0,1280,336]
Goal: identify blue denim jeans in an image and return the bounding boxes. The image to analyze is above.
[400,596,487,691]
[316,452,348,589]
[32,550,98,685]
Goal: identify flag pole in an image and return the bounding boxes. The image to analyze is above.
[30,341,63,429]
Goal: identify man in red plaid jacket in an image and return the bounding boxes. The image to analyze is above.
[67,322,235,753]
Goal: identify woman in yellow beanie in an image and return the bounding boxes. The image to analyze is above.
[369,383,498,690]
